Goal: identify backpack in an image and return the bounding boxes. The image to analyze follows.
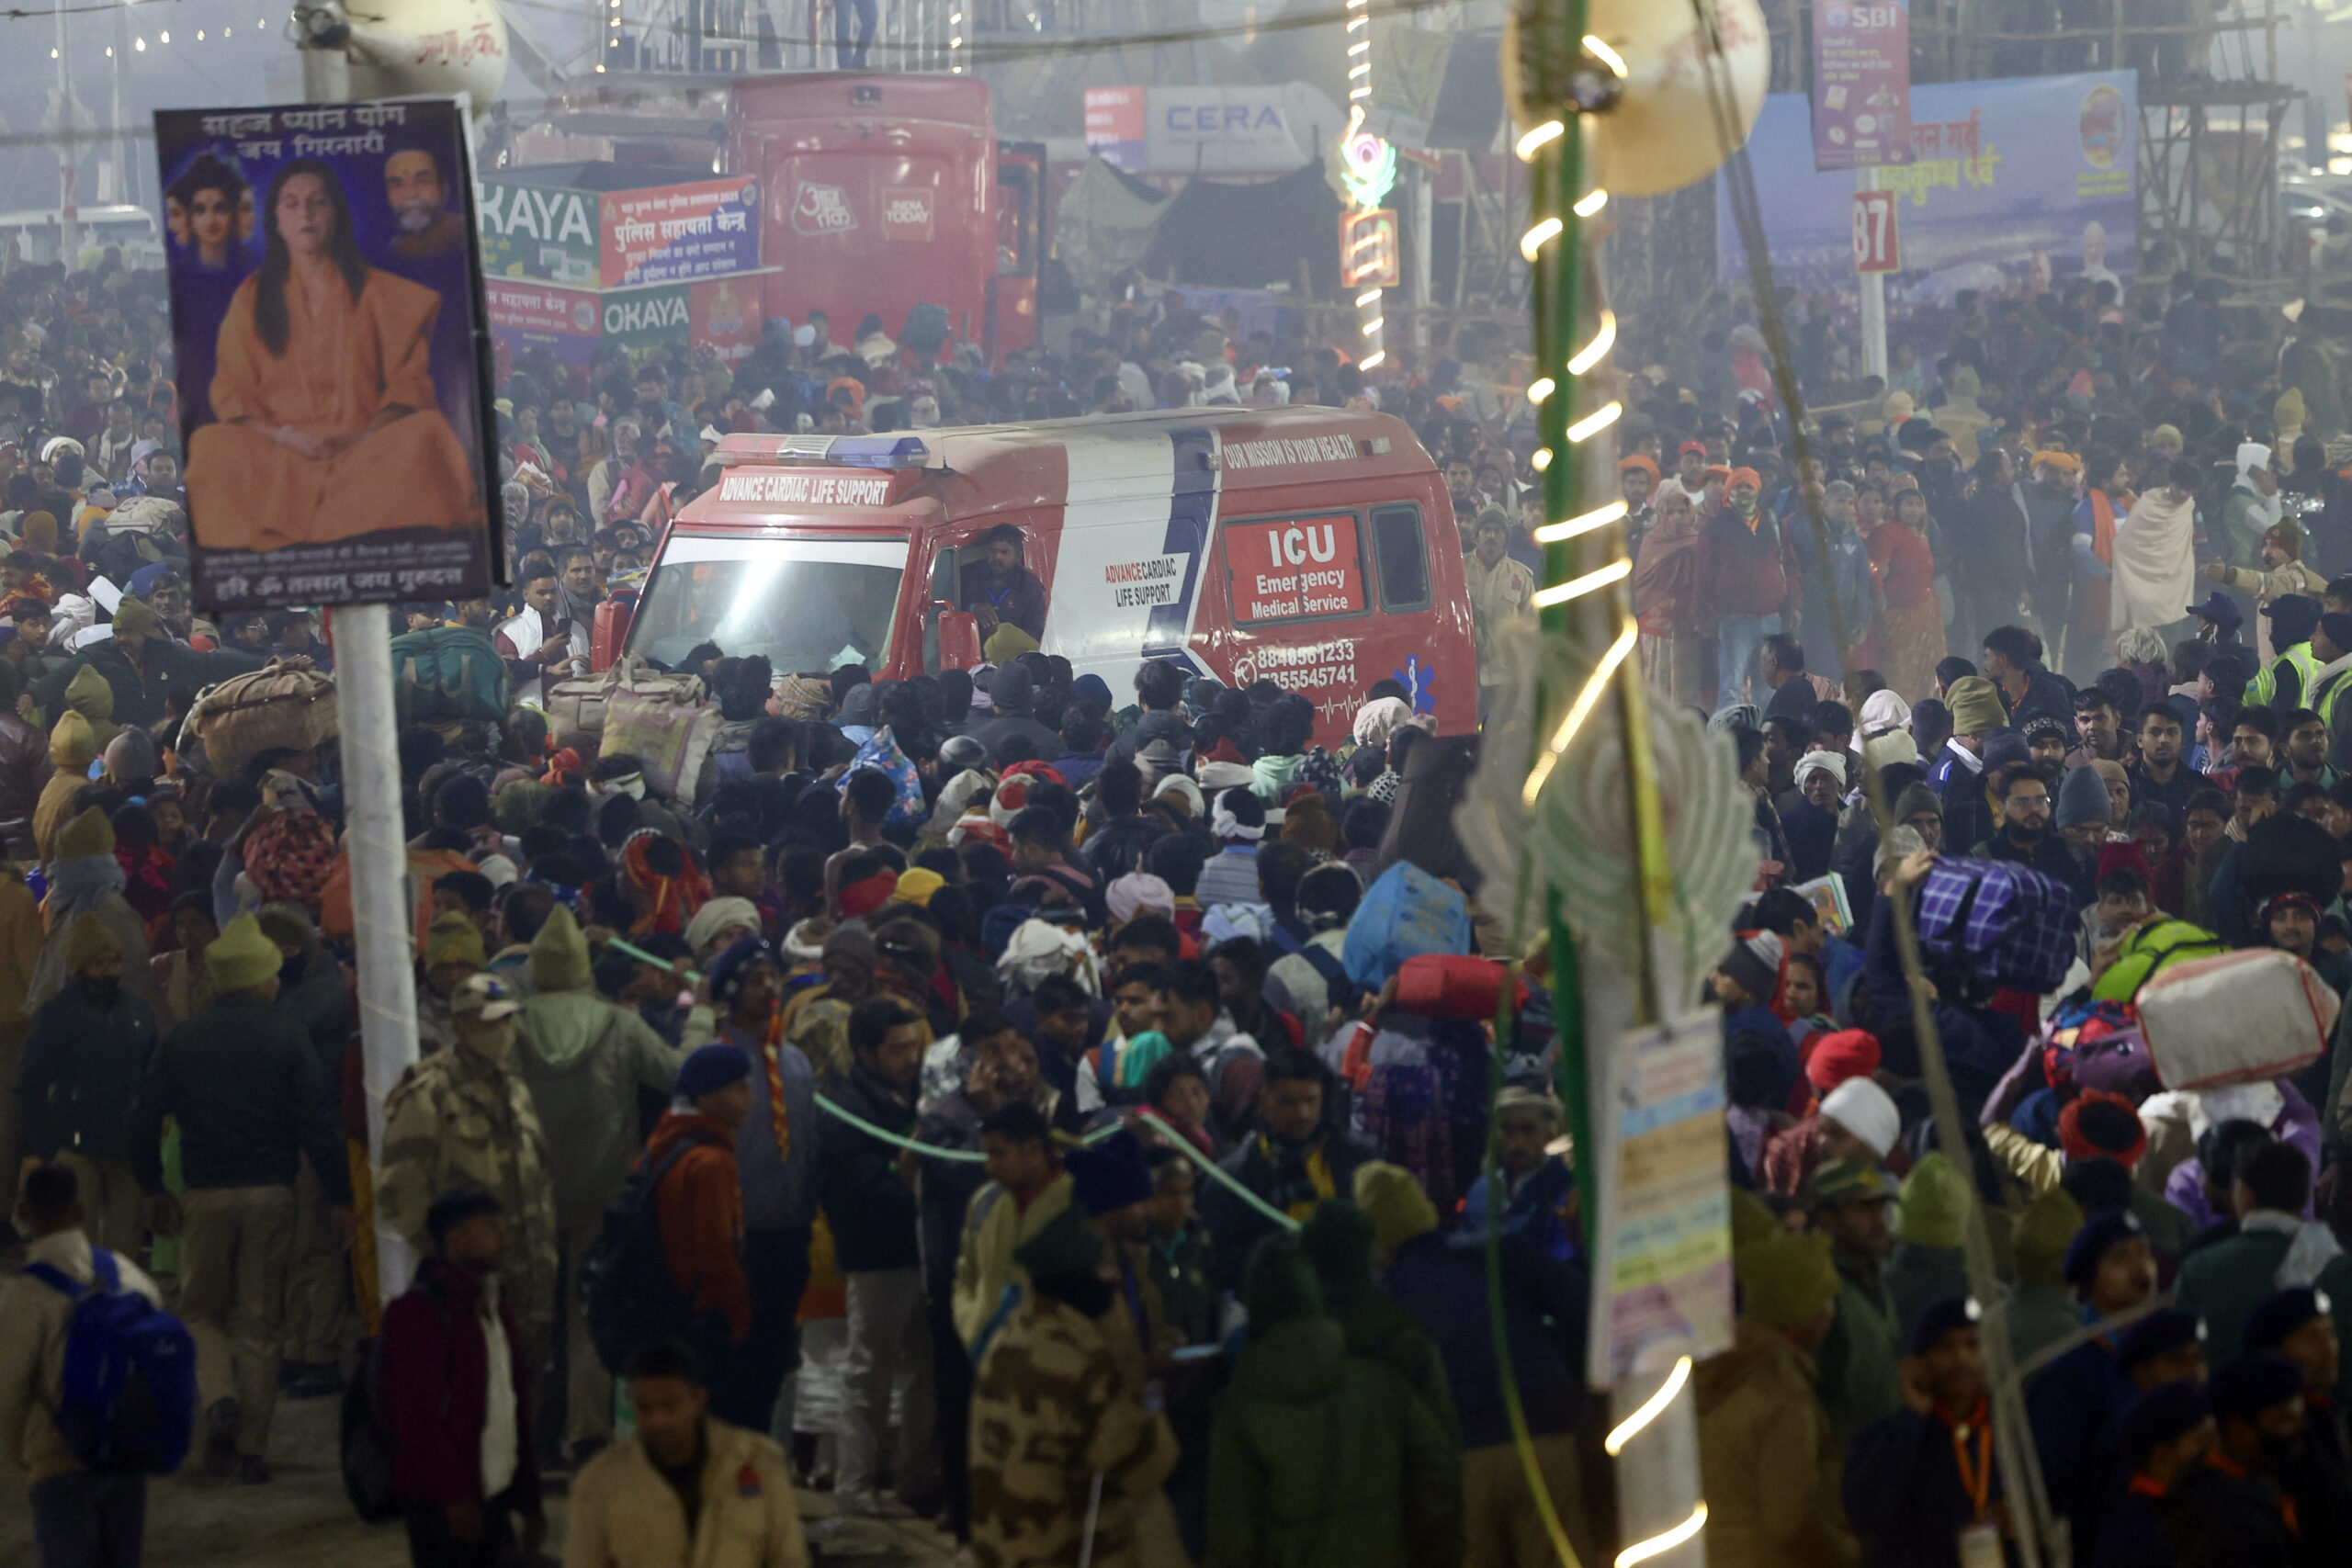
[391,625,509,726]
[23,1249,196,1475]
[1914,856,2076,994]
[2090,919,2225,1004]
[582,1134,717,1374]
[339,1280,453,1524]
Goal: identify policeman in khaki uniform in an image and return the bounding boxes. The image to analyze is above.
[375,972,560,1340]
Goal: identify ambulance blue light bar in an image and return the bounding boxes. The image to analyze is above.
[711,433,939,469]
[826,435,934,468]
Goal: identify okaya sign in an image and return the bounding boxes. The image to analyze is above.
[600,284,691,355]
[476,176,600,285]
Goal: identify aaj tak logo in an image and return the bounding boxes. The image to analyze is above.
[793,182,858,236]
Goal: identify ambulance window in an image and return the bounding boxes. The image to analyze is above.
[1371,503,1431,612]
[1223,513,1369,625]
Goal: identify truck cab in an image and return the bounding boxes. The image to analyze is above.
[730,73,1041,366]
[616,405,1477,744]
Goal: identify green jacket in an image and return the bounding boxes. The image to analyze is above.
[1206,1316,1464,1568]
[2174,1216,2352,1401]
[1815,1255,1902,1456]
[514,987,684,1222]
[1320,1281,1462,1448]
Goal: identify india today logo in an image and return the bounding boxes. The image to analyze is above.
[791,182,857,236]
[880,186,935,242]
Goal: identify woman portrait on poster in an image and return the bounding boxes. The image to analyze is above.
[163,153,252,272]
[186,156,478,552]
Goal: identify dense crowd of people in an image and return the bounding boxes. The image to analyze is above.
[6,237,2352,1568]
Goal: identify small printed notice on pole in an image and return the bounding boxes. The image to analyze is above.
[1810,0,1913,172]
[1588,1012,1734,1386]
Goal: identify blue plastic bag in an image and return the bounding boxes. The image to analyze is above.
[837,724,926,829]
[1342,861,1472,991]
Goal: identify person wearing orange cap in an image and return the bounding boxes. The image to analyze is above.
[1694,465,1796,707]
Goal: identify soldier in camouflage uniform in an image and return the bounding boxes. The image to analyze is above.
[375,972,559,1340]
[970,1206,1180,1568]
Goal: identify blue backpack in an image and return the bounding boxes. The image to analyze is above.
[23,1249,197,1474]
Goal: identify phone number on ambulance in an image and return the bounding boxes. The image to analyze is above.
[1252,640,1356,689]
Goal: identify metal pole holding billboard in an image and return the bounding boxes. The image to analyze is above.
[294,39,424,1304]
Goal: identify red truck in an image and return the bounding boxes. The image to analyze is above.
[732,73,1043,364]
[503,71,1045,366]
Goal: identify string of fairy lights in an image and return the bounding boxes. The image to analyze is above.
[1335,0,1395,370]
[47,5,280,58]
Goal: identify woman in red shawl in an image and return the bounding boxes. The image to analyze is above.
[111,802,175,931]
[1867,485,1946,701]
[1633,486,1705,705]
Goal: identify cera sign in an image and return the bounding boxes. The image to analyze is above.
[1081,85,1311,175]
[1226,515,1366,622]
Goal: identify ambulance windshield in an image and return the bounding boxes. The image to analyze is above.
[628,534,905,673]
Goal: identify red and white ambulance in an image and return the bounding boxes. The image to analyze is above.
[607,405,1478,743]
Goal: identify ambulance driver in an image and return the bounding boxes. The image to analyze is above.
[960,522,1048,644]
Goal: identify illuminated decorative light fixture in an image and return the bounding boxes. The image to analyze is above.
[1572,187,1608,217]
[1531,557,1630,609]
[1530,447,1552,470]
[1519,216,1562,260]
[1566,309,1617,375]
[1514,119,1564,160]
[1532,499,1625,544]
[1603,1357,1691,1455]
[1525,376,1555,404]
[1617,1505,1708,1568]
[1336,0,1395,384]
[1564,399,1622,443]
[1520,620,1638,805]
[1581,31,1627,76]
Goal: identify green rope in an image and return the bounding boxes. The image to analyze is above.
[1132,1109,1303,1233]
[606,934,1127,1164]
